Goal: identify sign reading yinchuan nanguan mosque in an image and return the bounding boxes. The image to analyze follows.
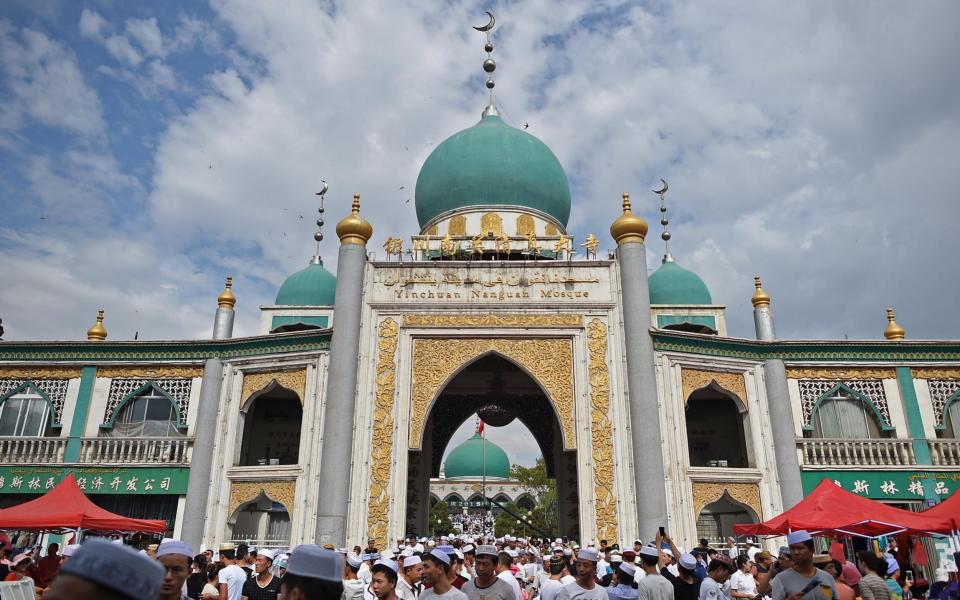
[0,466,189,495]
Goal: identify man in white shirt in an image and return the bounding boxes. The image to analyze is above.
[540,556,569,600]
[343,552,366,600]
[556,547,608,600]
[462,545,516,600]
[397,555,423,600]
[495,551,523,600]
[420,550,468,600]
[217,543,248,600]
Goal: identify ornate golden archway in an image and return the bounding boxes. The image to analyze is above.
[408,337,576,450]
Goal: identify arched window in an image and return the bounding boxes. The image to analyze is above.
[109,387,184,438]
[229,492,291,546]
[0,386,52,437]
[696,493,757,544]
[238,388,302,466]
[685,388,750,468]
[813,389,883,438]
[516,495,535,511]
[943,400,960,438]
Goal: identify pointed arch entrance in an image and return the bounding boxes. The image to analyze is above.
[406,353,579,538]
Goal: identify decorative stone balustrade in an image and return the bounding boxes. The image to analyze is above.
[798,438,916,467]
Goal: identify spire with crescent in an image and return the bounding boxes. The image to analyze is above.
[474,11,498,116]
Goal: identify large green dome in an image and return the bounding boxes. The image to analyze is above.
[275,261,337,305]
[415,113,571,228]
[444,433,510,479]
[648,260,712,305]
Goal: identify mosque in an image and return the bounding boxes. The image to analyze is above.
[0,16,958,571]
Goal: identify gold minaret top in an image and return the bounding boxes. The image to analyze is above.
[336,193,373,245]
[609,192,648,246]
[751,276,771,307]
[883,308,905,340]
[217,276,236,309]
[86,309,107,341]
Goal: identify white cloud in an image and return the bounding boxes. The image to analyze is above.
[125,17,164,57]
[0,25,105,135]
[79,8,107,39]
[104,33,143,66]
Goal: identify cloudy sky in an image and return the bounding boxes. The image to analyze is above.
[2,1,958,465]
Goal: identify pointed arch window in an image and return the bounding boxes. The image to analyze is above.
[0,385,52,437]
[813,389,884,439]
[109,387,184,438]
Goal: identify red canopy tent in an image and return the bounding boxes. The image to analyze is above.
[0,474,165,533]
[734,478,954,538]
[920,489,960,532]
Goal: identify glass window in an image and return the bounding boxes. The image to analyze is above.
[814,390,882,438]
[0,388,50,437]
[946,400,960,438]
[110,388,183,437]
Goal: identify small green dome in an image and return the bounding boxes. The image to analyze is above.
[648,260,712,305]
[275,262,337,306]
[415,114,571,229]
[444,433,510,479]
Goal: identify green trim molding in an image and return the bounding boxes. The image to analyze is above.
[651,330,960,362]
[64,366,96,462]
[801,470,959,502]
[0,465,189,495]
[896,366,933,467]
[0,329,331,363]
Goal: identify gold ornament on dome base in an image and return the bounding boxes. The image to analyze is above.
[365,319,400,548]
[409,337,575,450]
[481,212,503,237]
[587,318,618,542]
[912,368,960,380]
[228,481,296,518]
[681,368,748,408]
[240,369,307,404]
[691,481,761,521]
[448,215,467,237]
[516,214,535,237]
[0,367,82,379]
[336,193,373,245]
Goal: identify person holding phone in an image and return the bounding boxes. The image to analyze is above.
[770,531,836,600]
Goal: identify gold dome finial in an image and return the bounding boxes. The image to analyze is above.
[609,192,648,246]
[336,192,373,245]
[884,308,905,340]
[218,276,236,309]
[86,309,107,341]
[751,275,771,307]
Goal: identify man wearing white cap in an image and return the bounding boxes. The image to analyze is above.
[156,540,194,600]
[219,543,248,600]
[44,539,165,600]
[770,531,835,600]
[281,545,345,600]
[462,545,516,600]
[398,555,423,600]
[371,559,401,600]
[242,548,281,600]
[607,562,639,600]
[495,550,523,600]
[420,549,468,600]
[344,552,367,600]
[557,547,608,600]
[636,544,673,600]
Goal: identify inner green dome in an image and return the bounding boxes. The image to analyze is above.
[275,262,337,306]
[444,433,510,479]
[648,260,712,305]
[415,114,571,229]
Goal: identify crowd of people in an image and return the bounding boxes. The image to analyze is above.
[3,527,953,600]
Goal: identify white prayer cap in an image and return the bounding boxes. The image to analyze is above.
[61,539,165,600]
[414,544,425,552]
[747,547,761,561]
[454,550,464,560]
[286,545,344,582]
[563,548,573,557]
[374,558,399,574]
[429,549,451,565]
[346,552,363,568]
[476,545,498,558]
[403,556,422,568]
[619,562,636,576]
[427,540,436,547]
[462,544,475,553]
[555,538,562,544]
[506,549,519,558]
[679,553,698,570]
[610,553,622,563]
[577,548,599,562]
[157,540,194,559]
[786,531,812,545]
[382,550,396,560]
[257,548,277,561]
[400,549,414,558]
[639,546,659,559]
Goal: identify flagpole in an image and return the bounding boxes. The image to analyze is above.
[482,421,488,539]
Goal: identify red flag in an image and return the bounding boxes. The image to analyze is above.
[477,419,485,436]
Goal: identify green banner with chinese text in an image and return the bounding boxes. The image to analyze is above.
[801,470,959,501]
[0,466,189,495]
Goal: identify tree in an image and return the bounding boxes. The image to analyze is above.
[504,458,558,537]
[429,499,454,536]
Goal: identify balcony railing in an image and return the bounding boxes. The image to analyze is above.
[79,437,193,465]
[0,437,66,463]
[929,439,960,466]
[798,438,916,467]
